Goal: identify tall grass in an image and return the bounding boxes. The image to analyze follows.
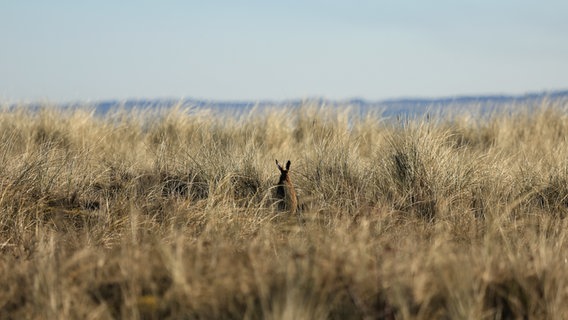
[1,101,568,319]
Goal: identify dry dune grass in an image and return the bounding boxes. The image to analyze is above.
[1,101,568,319]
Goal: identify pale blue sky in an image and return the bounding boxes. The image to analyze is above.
[1,1,567,103]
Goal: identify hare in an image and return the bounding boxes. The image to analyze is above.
[275,159,298,214]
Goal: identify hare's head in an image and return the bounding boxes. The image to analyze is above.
[276,159,291,181]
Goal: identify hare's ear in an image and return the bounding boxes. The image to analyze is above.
[276,159,283,171]
[286,160,291,170]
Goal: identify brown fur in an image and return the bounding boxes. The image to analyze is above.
[275,159,298,214]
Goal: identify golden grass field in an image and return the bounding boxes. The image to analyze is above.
[1,100,568,319]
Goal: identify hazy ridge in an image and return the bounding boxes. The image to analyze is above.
[59,89,568,117]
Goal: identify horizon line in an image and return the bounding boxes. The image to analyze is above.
[3,88,568,106]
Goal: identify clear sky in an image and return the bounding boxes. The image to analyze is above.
[1,1,567,103]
